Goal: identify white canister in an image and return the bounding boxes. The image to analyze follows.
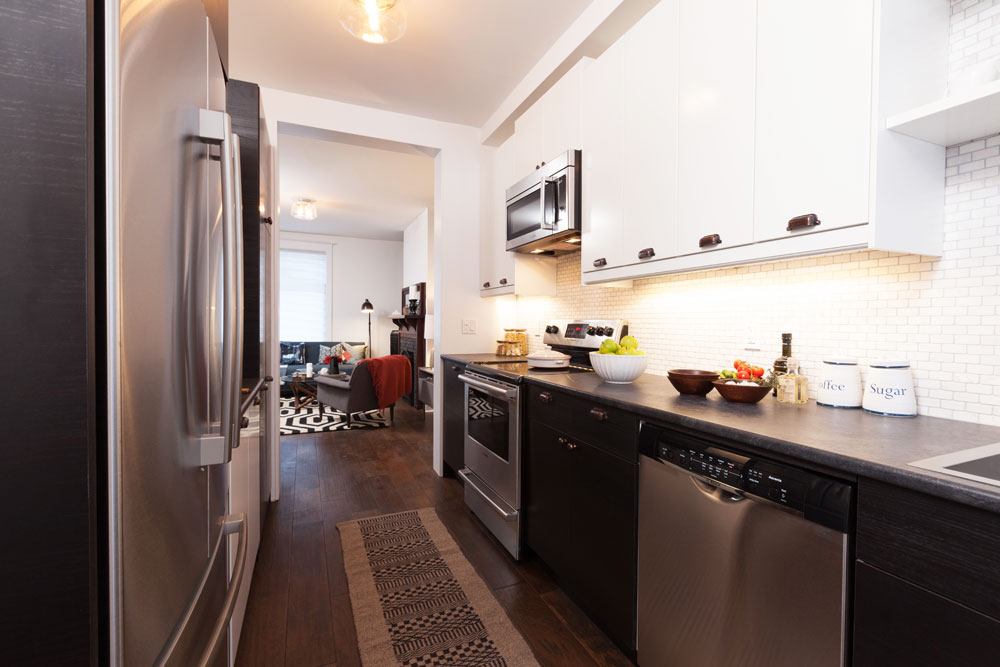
[306,362,314,377]
[817,359,862,408]
[862,361,916,417]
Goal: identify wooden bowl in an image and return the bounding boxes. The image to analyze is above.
[667,370,718,396]
[712,379,771,404]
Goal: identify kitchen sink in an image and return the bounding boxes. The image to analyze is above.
[910,442,1000,489]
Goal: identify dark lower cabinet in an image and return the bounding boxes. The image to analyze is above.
[854,562,1000,667]
[442,359,467,475]
[525,419,638,654]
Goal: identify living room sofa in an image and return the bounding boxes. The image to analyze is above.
[279,340,367,396]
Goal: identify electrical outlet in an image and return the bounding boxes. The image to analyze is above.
[462,319,477,335]
[743,326,760,351]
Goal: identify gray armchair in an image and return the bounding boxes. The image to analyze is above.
[314,362,395,427]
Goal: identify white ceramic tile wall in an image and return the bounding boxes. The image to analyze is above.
[505,1,1000,426]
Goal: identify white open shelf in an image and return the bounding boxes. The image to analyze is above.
[886,79,1000,147]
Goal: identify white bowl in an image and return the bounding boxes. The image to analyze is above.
[589,351,649,384]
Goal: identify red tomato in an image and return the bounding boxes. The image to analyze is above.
[737,369,751,380]
[734,360,745,370]
[751,366,765,378]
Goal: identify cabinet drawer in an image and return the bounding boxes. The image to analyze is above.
[526,384,637,462]
[854,562,1000,667]
[857,479,1000,620]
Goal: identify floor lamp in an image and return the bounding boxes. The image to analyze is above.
[361,298,374,355]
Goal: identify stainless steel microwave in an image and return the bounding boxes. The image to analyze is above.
[505,149,581,254]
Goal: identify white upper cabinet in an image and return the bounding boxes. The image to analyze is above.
[513,100,544,177]
[580,0,946,284]
[754,0,874,242]
[542,60,586,159]
[623,0,680,264]
[676,0,756,256]
[581,38,626,273]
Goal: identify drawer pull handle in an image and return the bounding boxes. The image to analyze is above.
[699,233,722,248]
[483,281,490,289]
[499,278,508,285]
[593,257,607,268]
[590,407,608,422]
[787,213,821,232]
[539,392,553,404]
[638,247,655,260]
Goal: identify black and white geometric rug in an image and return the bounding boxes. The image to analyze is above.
[280,397,388,435]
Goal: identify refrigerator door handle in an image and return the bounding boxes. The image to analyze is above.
[152,513,247,667]
[196,110,239,465]
[226,132,245,452]
[197,513,248,667]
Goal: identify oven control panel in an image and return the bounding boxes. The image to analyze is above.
[542,319,628,348]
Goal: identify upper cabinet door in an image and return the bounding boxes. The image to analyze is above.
[623,0,680,264]
[514,100,544,178]
[582,39,626,273]
[677,0,756,255]
[542,60,587,159]
[754,0,874,242]
[493,136,516,286]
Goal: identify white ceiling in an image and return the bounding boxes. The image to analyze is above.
[229,0,595,126]
[279,132,434,240]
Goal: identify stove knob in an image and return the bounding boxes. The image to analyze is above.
[546,325,559,334]
[605,327,614,338]
[587,326,596,336]
[595,327,607,337]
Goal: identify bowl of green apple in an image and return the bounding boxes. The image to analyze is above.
[590,336,648,384]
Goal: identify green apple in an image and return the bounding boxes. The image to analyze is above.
[599,338,619,354]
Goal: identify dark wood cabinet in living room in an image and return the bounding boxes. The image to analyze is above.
[442,360,467,475]
[524,401,638,655]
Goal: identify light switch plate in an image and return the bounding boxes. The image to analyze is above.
[462,319,477,335]
[743,326,760,351]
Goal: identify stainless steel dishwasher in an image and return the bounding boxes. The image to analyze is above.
[637,422,853,667]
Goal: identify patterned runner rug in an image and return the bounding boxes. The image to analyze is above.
[338,509,539,666]
[279,397,387,435]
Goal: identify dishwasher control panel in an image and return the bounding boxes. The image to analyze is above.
[659,444,747,488]
[641,421,854,532]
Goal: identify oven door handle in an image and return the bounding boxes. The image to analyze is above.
[457,468,518,521]
[458,374,518,401]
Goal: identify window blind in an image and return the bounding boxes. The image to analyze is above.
[279,248,328,340]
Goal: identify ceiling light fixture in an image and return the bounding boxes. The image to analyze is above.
[339,0,407,45]
[291,199,318,220]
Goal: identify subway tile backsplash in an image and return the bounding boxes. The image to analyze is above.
[509,0,1000,427]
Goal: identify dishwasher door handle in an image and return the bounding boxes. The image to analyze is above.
[691,477,747,504]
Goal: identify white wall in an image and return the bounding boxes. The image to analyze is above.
[403,209,429,287]
[260,88,499,475]
[281,231,402,357]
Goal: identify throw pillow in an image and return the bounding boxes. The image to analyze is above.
[280,342,305,364]
[343,342,368,360]
[318,344,335,363]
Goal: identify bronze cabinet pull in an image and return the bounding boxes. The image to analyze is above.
[483,281,490,288]
[539,392,553,404]
[638,248,655,259]
[590,407,609,422]
[699,234,722,248]
[593,257,607,267]
[787,213,821,232]
[499,278,508,285]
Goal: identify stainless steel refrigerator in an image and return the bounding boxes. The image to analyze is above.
[109,0,246,664]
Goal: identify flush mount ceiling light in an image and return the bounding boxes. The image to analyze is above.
[339,0,407,45]
[291,199,318,220]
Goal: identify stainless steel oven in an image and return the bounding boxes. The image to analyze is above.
[506,149,581,254]
[458,369,522,559]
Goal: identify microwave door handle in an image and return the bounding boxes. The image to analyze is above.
[545,176,562,227]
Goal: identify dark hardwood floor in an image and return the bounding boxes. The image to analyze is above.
[235,404,632,667]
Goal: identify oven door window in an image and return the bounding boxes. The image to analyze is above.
[467,386,510,462]
[507,185,543,242]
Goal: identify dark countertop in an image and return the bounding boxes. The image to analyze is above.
[521,370,1000,513]
[442,353,527,365]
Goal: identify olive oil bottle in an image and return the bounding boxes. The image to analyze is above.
[772,333,793,396]
[777,358,809,404]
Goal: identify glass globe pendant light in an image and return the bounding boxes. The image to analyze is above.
[291,199,317,221]
[339,0,407,45]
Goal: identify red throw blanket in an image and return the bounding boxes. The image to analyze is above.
[362,355,412,410]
